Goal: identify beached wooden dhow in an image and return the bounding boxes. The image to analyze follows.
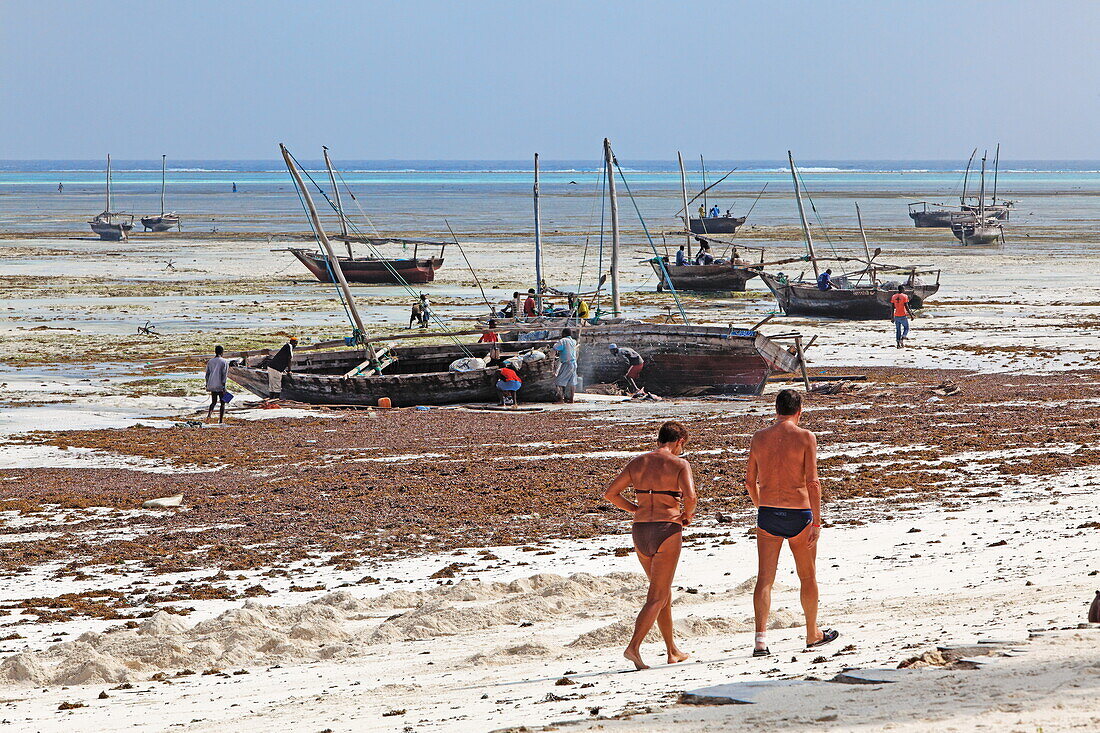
[759,154,941,320]
[950,153,1004,245]
[89,155,134,241]
[141,155,181,232]
[283,148,446,285]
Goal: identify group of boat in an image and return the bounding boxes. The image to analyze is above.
[89,155,181,241]
[907,145,1011,245]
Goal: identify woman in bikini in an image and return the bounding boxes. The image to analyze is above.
[603,421,698,670]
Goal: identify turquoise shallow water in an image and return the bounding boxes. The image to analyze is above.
[2,159,1099,232]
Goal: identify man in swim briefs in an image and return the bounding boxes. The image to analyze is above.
[604,421,697,670]
[745,389,838,656]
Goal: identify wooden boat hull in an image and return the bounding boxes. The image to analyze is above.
[89,220,133,241]
[510,323,800,396]
[758,272,939,320]
[689,216,746,234]
[649,258,757,292]
[910,206,1009,228]
[141,215,180,232]
[228,341,558,407]
[952,223,1002,245]
[289,248,443,284]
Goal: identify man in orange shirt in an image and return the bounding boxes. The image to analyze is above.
[889,285,911,348]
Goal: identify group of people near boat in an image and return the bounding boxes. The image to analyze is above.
[697,204,732,219]
[674,241,717,266]
[604,390,838,669]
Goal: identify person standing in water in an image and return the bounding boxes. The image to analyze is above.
[745,389,838,657]
[604,421,697,670]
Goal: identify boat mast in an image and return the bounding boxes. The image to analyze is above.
[533,153,543,313]
[700,155,707,213]
[106,154,112,215]
[280,144,365,339]
[978,152,987,219]
[788,151,819,278]
[677,151,692,254]
[961,148,976,206]
[992,143,1000,205]
[322,146,353,259]
[855,203,876,287]
[159,154,166,216]
[604,138,621,316]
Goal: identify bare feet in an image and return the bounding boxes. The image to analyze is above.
[666,649,690,664]
[623,647,649,670]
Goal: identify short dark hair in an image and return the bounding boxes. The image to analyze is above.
[215,345,224,355]
[528,288,536,294]
[658,420,688,444]
[897,284,905,292]
[513,292,520,298]
[562,328,573,338]
[825,269,832,274]
[488,319,497,327]
[776,389,802,415]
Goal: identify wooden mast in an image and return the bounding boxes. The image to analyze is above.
[280,144,366,339]
[978,151,987,219]
[604,138,621,316]
[961,148,977,206]
[533,153,543,313]
[159,154,166,217]
[700,154,707,214]
[788,151,819,278]
[992,143,1000,205]
[855,203,876,287]
[105,154,112,215]
[677,151,692,255]
[322,146,353,259]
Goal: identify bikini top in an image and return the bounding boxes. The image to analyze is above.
[635,489,682,497]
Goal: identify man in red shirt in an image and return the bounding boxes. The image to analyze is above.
[523,288,537,318]
[889,285,911,348]
[496,364,523,407]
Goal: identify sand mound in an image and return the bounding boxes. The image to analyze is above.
[466,641,566,665]
[568,608,802,649]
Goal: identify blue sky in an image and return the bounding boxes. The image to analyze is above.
[1,1,1097,159]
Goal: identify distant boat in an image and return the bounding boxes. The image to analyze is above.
[89,155,133,241]
[950,152,1004,245]
[688,215,746,234]
[141,154,181,232]
[909,145,1013,228]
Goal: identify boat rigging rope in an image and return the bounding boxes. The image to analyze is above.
[610,154,689,325]
[286,150,473,358]
[444,217,493,314]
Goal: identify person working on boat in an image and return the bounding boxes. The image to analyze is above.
[553,328,579,403]
[675,245,688,267]
[745,389,838,657]
[603,420,696,670]
[609,343,645,396]
[496,363,523,407]
[267,336,297,397]
[890,285,911,348]
[205,345,231,424]
[816,269,834,290]
[694,242,714,266]
[523,289,537,318]
[709,204,721,218]
[479,319,501,360]
[576,296,591,320]
[697,204,706,220]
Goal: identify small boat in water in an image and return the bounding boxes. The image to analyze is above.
[909,145,1013,228]
[141,155,181,232]
[89,154,134,241]
[688,215,746,234]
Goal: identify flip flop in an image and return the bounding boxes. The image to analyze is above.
[805,629,840,650]
[752,647,771,657]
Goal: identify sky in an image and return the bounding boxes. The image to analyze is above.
[2,1,1099,160]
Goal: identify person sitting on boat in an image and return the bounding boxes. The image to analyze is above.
[267,336,297,397]
[709,204,721,218]
[776,271,789,285]
[609,343,645,396]
[675,245,688,267]
[694,242,714,266]
[725,208,733,217]
[554,328,579,403]
[496,363,523,407]
[817,269,834,291]
[523,289,538,318]
[479,319,501,361]
[499,292,520,318]
[576,297,591,320]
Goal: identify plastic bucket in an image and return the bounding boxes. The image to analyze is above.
[377,397,392,408]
